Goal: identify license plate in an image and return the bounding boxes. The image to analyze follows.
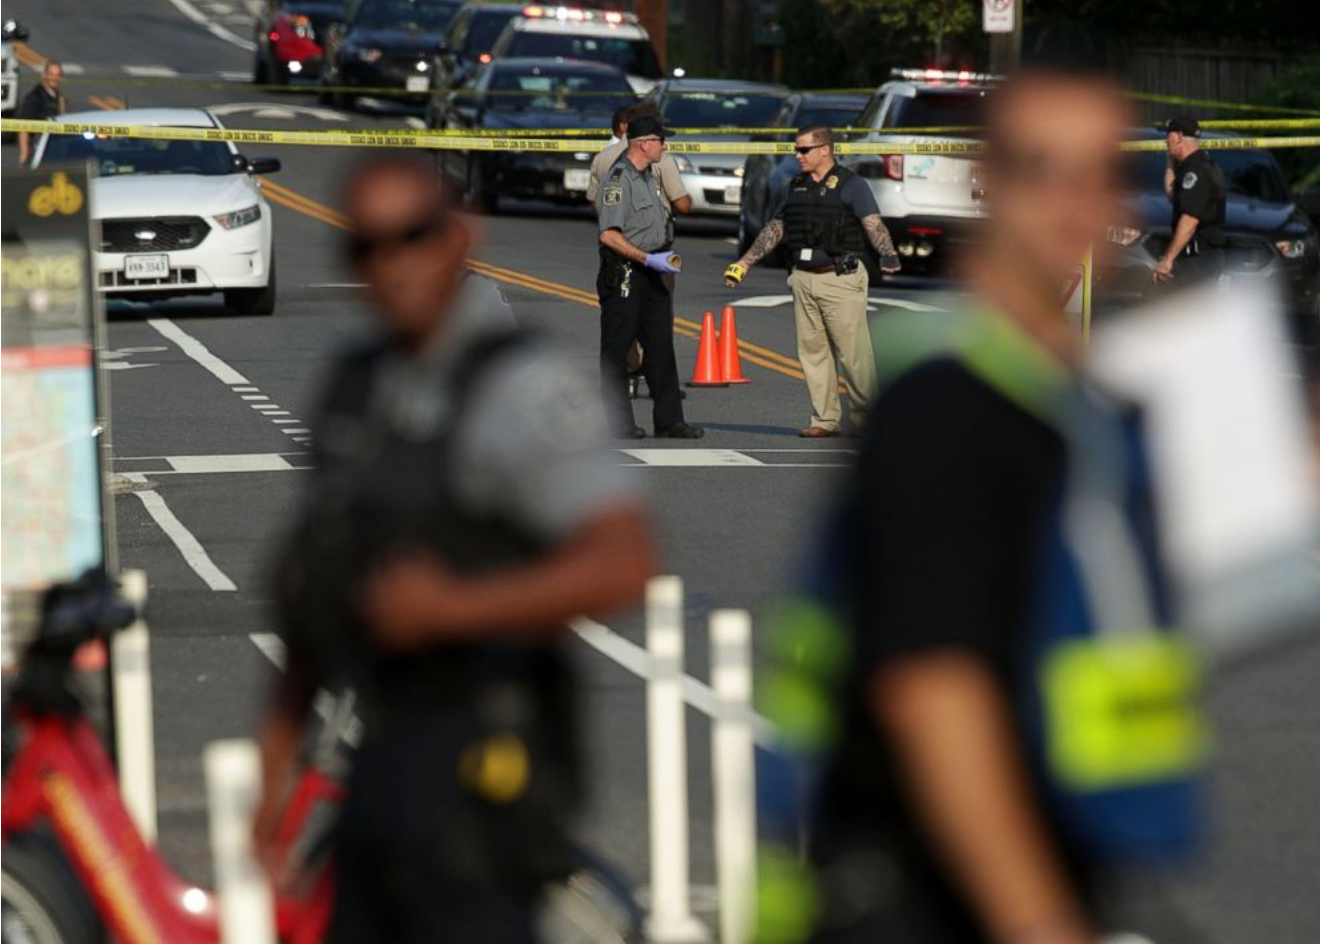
[405,76,429,93]
[723,184,742,205]
[563,168,590,192]
[123,254,169,280]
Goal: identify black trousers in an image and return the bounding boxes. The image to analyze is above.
[597,259,685,432]
[1172,247,1225,286]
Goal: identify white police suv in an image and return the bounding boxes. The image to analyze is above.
[845,69,999,274]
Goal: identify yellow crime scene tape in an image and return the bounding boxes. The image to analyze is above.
[3,119,1318,155]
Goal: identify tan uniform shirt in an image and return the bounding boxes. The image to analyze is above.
[588,138,688,209]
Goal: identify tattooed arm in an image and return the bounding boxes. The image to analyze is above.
[740,219,785,269]
[862,214,902,272]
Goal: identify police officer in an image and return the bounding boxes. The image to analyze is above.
[724,126,900,437]
[588,103,691,214]
[253,155,657,943]
[16,60,64,167]
[1153,115,1226,287]
[597,115,702,439]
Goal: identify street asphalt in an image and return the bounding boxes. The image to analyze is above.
[5,1,1320,939]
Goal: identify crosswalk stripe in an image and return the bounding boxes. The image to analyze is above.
[124,65,179,77]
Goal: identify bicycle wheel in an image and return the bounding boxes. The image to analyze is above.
[2,831,102,944]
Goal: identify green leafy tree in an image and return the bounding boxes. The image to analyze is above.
[827,0,979,66]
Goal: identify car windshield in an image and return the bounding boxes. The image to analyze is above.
[795,105,863,129]
[39,133,236,176]
[1128,148,1292,204]
[355,0,456,30]
[885,91,988,131]
[466,10,517,54]
[505,32,660,78]
[661,91,785,128]
[487,69,632,112]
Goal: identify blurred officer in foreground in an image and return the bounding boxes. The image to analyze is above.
[1153,116,1226,286]
[597,116,703,439]
[254,155,656,943]
[16,60,64,167]
[725,126,901,437]
[763,70,1206,944]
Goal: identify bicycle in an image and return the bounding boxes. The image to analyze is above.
[2,574,641,944]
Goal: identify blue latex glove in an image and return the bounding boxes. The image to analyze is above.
[644,251,681,274]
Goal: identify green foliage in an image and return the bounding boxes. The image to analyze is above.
[1250,57,1320,190]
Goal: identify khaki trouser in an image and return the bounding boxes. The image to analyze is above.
[787,266,877,431]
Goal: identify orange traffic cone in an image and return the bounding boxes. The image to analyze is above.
[688,310,728,386]
[719,306,751,385]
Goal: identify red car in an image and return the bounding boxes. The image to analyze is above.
[252,0,347,84]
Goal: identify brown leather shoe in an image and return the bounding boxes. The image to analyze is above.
[797,426,840,438]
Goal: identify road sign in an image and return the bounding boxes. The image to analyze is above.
[984,0,1015,34]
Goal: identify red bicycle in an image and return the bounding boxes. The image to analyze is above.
[1,575,640,944]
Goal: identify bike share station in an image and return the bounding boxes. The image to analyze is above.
[1,163,276,944]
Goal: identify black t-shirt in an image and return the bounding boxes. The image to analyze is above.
[18,84,63,122]
[1170,149,1226,249]
[809,358,1089,943]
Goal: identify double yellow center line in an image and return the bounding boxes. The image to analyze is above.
[258,181,805,380]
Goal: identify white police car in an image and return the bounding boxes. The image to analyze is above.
[845,69,999,274]
[32,108,282,315]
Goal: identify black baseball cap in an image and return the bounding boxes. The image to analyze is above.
[627,115,669,141]
[1165,116,1201,137]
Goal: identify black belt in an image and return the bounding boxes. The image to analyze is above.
[795,264,837,274]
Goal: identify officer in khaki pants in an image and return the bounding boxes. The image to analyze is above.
[725,126,900,436]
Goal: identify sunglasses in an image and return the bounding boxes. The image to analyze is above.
[794,144,826,155]
[347,215,448,262]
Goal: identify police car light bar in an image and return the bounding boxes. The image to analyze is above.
[521,6,632,24]
[890,68,1003,84]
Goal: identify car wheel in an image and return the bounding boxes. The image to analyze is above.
[468,159,498,214]
[224,251,277,316]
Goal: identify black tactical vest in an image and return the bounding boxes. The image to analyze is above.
[783,164,868,263]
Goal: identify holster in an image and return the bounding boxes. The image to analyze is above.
[599,246,632,290]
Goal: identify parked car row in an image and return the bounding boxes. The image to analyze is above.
[242,3,1318,310]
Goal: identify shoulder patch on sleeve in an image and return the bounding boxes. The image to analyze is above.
[1182,171,1198,189]
[603,185,623,206]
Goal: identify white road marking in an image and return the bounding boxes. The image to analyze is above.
[280,428,312,435]
[731,295,794,308]
[623,449,764,467]
[168,454,293,474]
[271,418,300,424]
[248,620,775,745]
[218,70,251,81]
[868,296,948,312]
[251,404,283,412]
[124,475,238,591]
[125,65,179,77]
[103,362,159,371]
[163,0,257,50]
[210,102,349,122]
[147,318,251,386]
[240,394,269,401]
[232,386,259,393]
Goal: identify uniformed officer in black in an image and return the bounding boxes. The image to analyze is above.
[724,126,900,437]
[597,115,703,440]
[1153,115,1226,287]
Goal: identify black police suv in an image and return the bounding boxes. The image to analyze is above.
[252,0,346,84]
[1099,128,1320,323]
[433,58,636,213]
[319,0,462,109]
[426,1,522,114]
[738,92,867,260]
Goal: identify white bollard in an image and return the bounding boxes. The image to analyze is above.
[112,569,156,842]
[711,609,757,944]
[644,576,711,943]
[205,740,276,944]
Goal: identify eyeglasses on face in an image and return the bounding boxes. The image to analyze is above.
[794,144,826,155]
